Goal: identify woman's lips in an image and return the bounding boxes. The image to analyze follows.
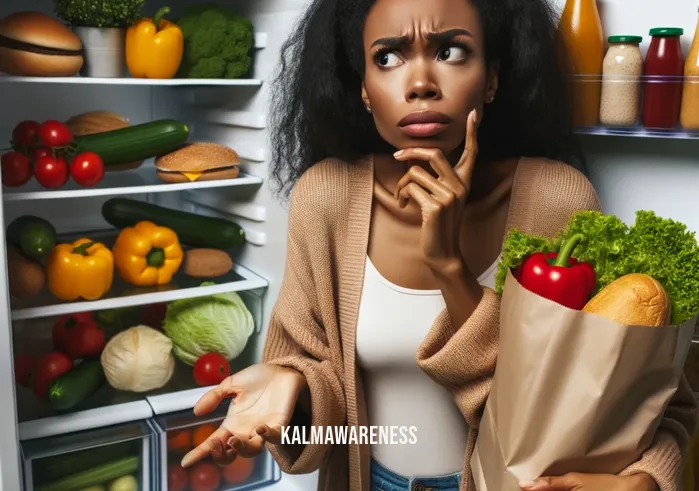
[398,110,451,138]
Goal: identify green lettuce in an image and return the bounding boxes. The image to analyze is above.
[495,210,699,325]
[163,283,255,365]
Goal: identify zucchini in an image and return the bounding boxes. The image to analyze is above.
[48,359,105,412]
[36,456,138,491]
[102,198,246,250]
[73,119,189,167]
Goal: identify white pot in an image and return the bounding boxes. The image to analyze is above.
[73,26,126,78]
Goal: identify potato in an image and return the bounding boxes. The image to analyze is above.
[182,248,233,278]
[582,273,670,326]
[7,245,46,298]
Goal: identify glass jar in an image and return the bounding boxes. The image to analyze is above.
[681,8,699,130]
[642,27,685,129]
[599,36,643,126]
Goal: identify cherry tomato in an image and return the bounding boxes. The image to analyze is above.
[70,152,104,187]
[34,155,69,189]
[189,461,221,491]
[167,464,188,491]
[38,120,72,147]
[32,352,72,400]
[14,354,34,388]
[12,120,40,147]
[31,147,53,163]
[222,457,254,484]
[1,151,32,187]
[193,353,231,386]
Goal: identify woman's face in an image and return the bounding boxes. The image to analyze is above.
[361,0,497,155]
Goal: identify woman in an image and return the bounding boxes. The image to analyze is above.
[181,0,697,489]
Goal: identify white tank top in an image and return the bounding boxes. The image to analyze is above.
[355,256,499,476]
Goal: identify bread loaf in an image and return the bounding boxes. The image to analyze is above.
[582,273,671,327]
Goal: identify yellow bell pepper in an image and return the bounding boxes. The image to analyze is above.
[126,7,183,79]
[46,238,114,301]
[112,221,183,287]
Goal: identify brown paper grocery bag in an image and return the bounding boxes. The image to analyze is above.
[471,270,697,491]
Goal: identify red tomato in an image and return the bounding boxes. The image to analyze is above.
[193,353,231,386]
[52,312,94,352]
[70,152,104,187]
[14,354,34,388]
[167,464,188,491]
[31,147,53,162]
[63,323,105,359]
[34,155,68,189]
[140,302,168,329]
[12,120,40,147]
[32,352,73,400]
[221,457,254,484]
[1,151,32,187]
[189,461,221,491]
[38,120,72,147]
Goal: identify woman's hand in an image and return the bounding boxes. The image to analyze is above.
[181,363,306,468]
[393,109,478,274]
[519,472,659,491]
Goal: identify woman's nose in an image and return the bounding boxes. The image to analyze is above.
[405,67,441,101]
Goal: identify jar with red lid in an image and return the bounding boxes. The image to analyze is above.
[642,27,685,129]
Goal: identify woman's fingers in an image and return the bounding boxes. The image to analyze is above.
[227,434,266,458]
[181,426,232,468]
[454,109,479,184]
[397,181,439,211]
[255,424,284,445]
[395,165,457,205]
[394,147,463,191]
[211,438,238,467]
[193,376,239,416]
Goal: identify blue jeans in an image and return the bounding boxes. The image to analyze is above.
[370,458,462,491]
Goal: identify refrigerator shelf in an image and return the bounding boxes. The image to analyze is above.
[11,262,268,321]
[3,167,263,202]
[0,75,265,87]
[575,126,699,140]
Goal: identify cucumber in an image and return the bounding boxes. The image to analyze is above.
[102,198,246,250]
[48,359,105,412]
[35,456,138,491]
[6,215,56,259]
[73,119,189,167]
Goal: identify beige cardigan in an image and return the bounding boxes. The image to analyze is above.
[261,155,697,491]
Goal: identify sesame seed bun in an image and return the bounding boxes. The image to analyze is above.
[155,142,241,183]
[0,11,83,77]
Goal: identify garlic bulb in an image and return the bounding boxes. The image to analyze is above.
[100,325,175,392]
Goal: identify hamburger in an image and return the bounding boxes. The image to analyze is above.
[0,12,83,77]
[155,142,241,183]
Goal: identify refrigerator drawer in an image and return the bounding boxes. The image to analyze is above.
[20,420,155,491]
[152,409,281,491]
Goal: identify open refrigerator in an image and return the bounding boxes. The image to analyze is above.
[0,0,699,490]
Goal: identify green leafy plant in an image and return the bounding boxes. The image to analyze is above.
[54,0,145,28]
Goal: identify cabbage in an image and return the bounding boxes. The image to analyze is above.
[163,284,254,365]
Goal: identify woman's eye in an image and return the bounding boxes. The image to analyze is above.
[376,51,402,67]
[438,45,467,62]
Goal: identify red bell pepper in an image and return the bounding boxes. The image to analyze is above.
[515,233,596,310]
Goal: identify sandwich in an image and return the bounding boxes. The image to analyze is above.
[155,142,241,183]
[0,11,83,77]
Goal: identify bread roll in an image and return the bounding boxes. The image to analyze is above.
[155,142,240,182]
[582,273,670,327]
[0,12,83,77]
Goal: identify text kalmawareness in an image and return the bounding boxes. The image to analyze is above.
[281,426,419,445]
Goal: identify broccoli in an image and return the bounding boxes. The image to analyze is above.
[176,3,254,79]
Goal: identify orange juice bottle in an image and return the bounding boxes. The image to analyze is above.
[558,0,605,127]
[681,7,699,130]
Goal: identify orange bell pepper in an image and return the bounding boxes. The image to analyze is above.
[126,7,183,79]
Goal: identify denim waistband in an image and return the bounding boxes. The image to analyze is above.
[370,458,461,491]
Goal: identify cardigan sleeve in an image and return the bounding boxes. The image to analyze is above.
[260,171,347,474]
[416,160,698,488]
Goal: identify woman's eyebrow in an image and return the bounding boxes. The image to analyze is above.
[371,28,472,48]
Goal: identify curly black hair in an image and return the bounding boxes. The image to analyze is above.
[269,0,582,199]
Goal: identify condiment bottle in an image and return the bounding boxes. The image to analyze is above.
[557,0,605,127]
[599,36,643,126]
[681,9,699,130]
[641,28,685,129]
